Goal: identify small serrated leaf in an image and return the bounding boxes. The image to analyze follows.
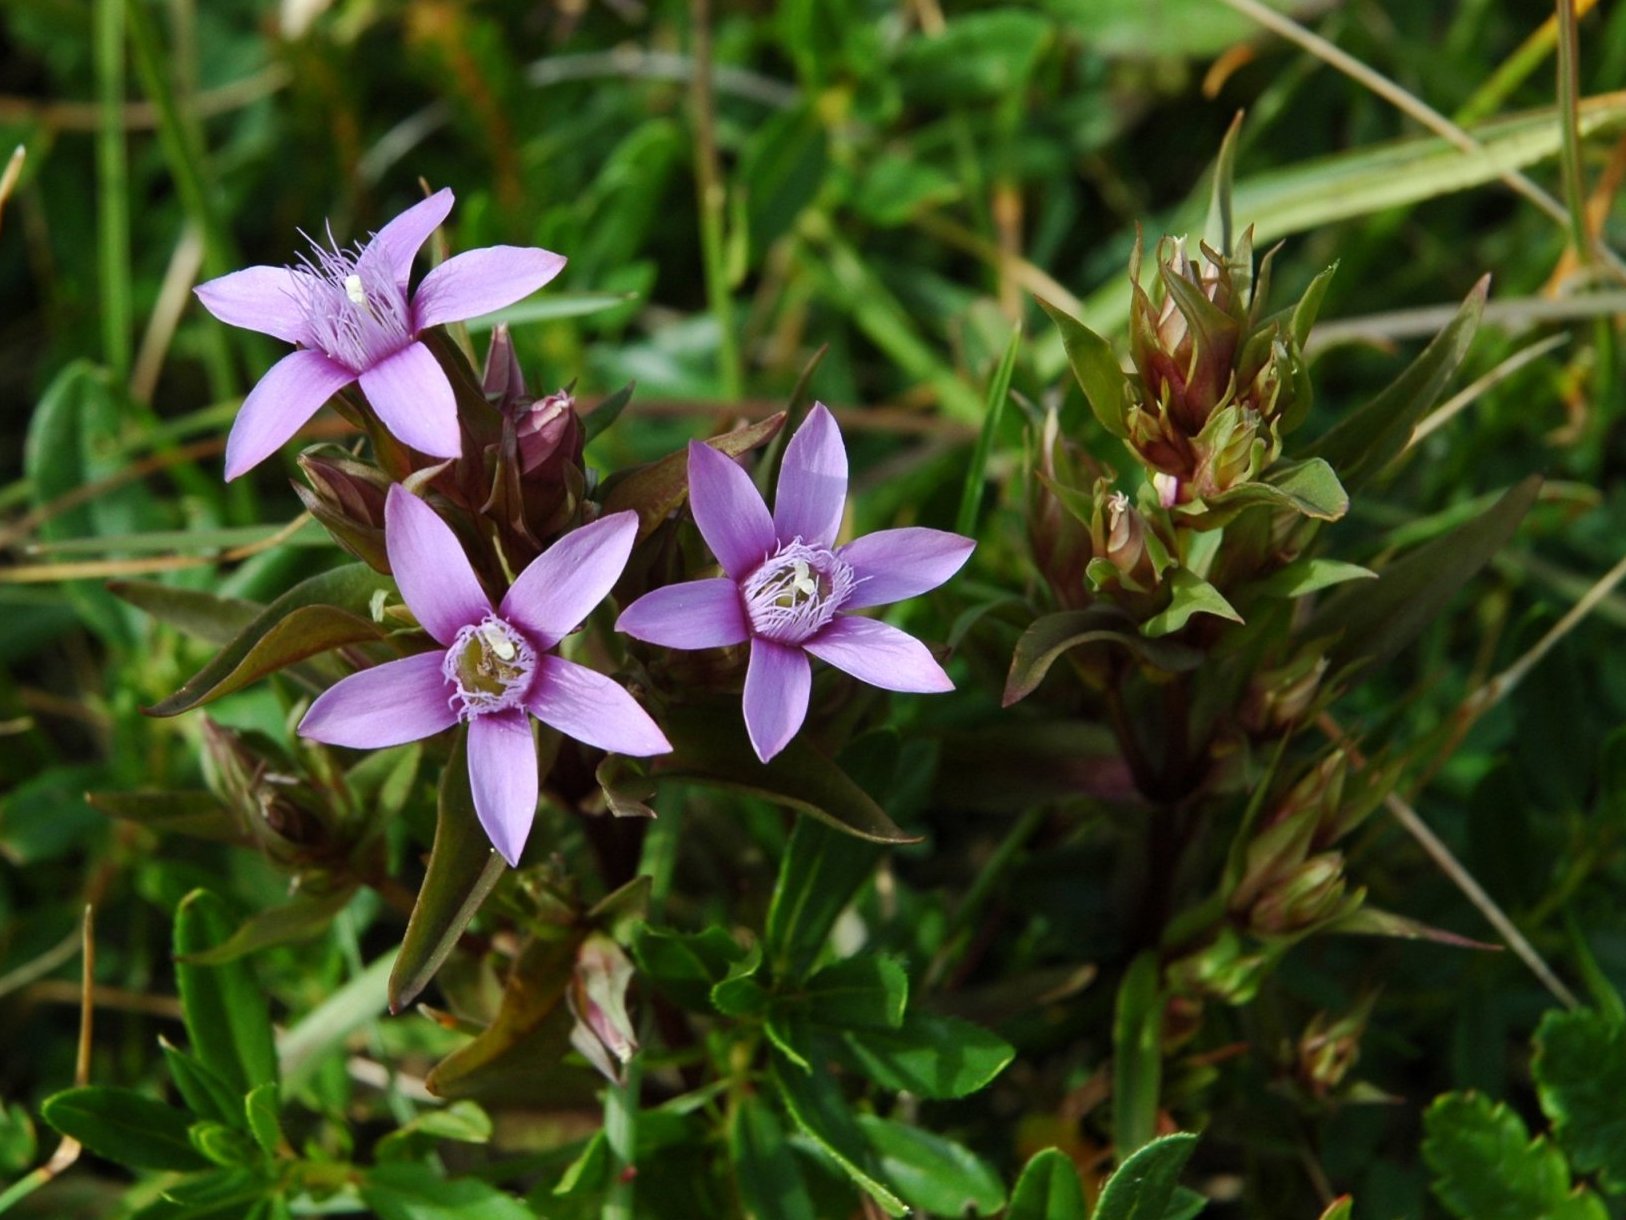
[1534,1008,1626,1193]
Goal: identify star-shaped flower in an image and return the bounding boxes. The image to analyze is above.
[195,188,564,480]
[299,486,669,865]
[617,404,974,762]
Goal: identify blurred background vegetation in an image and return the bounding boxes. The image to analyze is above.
[5,0,1626,1216]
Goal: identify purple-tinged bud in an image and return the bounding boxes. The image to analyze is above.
[518,389,578,475]
[481,324,527,405]
[1295,999,1373,1099]
[296,452,391,573]
[199,718,336,869]
[1028,408,1100,610]
[567,933,638,1084]
[1239,651,1329,736]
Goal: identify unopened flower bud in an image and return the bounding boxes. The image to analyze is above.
[1250,852,1351,936]
[1167,927,1270,1005]
[518,389,578,475]
[200,719,335,868]
[567,933,638,1084]
[481,324,527,405]
[296,452,391,572]
[1239,652,1329,735]
[1296,1001,1372,1098]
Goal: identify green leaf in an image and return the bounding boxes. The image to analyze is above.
[663,705,918,845]
[580,382,635,445]
[182,888,357,966]
[160,1039,242,1128]
[1004,607,1203,706]
[1307,277,1487,491]
[459,292,636,332]
[40,1086,209,1171]
[109,580,259,646]
[1007,1147,1088,1220]
[422,934,588,1106]
[190,1120,255,1168]
[766,816,884,981]
[632,924,753,1011]
[1095,1132,1200,1220]
[360,1163,533,1220]
[243,1083,281,1160]
[797,955,908,1032]
[376,1101,494,1162]
[154,1166,275,1216]
[1195,458,1349,524]
[600,413,785,537]
[773,1058,906,1217]
[174,890,278,1096]
[855,1115,1006,1216]
[1247,557,1375,600]
[1204,110,1243,257]
[1038,297,1131,439]
[389,736,507,1013]
[1423,1092,1606,1220]
[897,9,1051,99]
[1112,953,1163,1161]
[1306,476,1541,678]
[86,789,240,843]
[279,952,395,1091]
[1141,569,1243,639]
[730,1094,817,1220]
[1317,1198,1355,1220]
[146,564,394,717]
[835,1011,1014,1100]
[1534,1008,1626,1193]
[956,321,1021,536]
[0,1101,38,1177]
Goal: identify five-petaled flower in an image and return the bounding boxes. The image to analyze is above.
[617,404,974,763]
[195,188,565,480]
[299,485,670,866]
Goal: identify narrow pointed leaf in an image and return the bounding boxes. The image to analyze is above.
[767,816,884,980]
[109,580,259,645]
[390,736,507,1013]
[175,889,278,1094]
[1306,476,1541,677]
[182,888,358,965]
[663,705,917,845]
[956,321,1021,536]
[600,413,785,536]
[773,1058,907,1217]
[731,1095,817,1220]
[41,1087,210,1172]
[1037,297,1131,438]
[1005,607,1203,706]
[146,564,395,716]
[856,1115,1006,1217]
[1308,277,1488,490]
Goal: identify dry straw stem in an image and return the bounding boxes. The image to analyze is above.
[0,510,314,584]
[1319,715,1581,1011]
[0,908,94,1215]
[1218,0,1626,283]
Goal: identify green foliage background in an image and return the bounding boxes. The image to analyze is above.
[4,1,1626,1217]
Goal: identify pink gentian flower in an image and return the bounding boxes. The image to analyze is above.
[299,486,670,865]
[616,404,974,763]
[195,189,565,480]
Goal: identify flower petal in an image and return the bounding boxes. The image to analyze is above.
[527,656,671,757]
[369,188,455,289]
[385,485,492,645]
[224,349,354,481]
[412,246,568,330]
[838,527,976,610]
[687,440,776,580]
[615,578,750,650]
[804,616,952,693]
[501,511,638,649]
[298,652,457,748]
[742,638,811,763]
[194,265,313,345]
[772,403,847,548]
[468,710,538,867]
[358,340,462,459]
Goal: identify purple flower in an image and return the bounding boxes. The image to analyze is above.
[616,404,974,763]
[195,189,565,480]
[299,485,670,866]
